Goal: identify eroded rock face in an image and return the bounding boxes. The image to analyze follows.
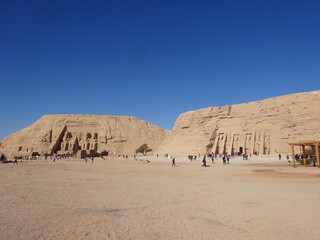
[1,115,168,156]
[156,91,320,156]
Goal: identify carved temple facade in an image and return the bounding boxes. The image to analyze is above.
[209,130,272,155]
[49,126,109,157]
[56,131,98,154]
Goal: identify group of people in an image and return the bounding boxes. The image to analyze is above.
[5,152,311,168]
[294,153,307,161]
[278,154,291,161]
[171,154,233,167]
[187,155,198,161]
[0,154,40,164]
[45,153,74,160]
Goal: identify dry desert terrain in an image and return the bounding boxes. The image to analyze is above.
[0,156,319,240]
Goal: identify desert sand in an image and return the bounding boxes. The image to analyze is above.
[0,156,319,240]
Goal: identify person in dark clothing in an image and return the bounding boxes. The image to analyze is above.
[279,154,281,160]
[172,158,175,167]
[202,156,207,167]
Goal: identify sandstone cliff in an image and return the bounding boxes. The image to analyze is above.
[1,115,168,156]
[156,91,320,156]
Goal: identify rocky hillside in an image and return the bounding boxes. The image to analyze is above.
[1,115,168,156]
[156,90,320,156]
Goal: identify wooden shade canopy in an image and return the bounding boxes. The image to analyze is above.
[289,141,320,168]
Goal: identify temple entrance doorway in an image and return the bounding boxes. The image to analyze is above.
[239,147,243,154]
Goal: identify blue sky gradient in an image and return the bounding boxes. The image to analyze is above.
[1,0,319,140]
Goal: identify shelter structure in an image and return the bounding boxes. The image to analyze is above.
[289,141,320,168]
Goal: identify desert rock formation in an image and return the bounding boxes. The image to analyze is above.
[1,115,168,156]
[156,90,320,156]
[1,91,319,158]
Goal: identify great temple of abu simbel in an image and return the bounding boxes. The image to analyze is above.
[1,91,320,157]
[1,115,169,157]
[52,128,99,154]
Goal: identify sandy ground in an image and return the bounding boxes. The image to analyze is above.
[0,156,319,240]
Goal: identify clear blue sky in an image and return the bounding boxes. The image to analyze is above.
[1,0,319,140]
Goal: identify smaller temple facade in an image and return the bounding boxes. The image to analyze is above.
[209,130,272,155]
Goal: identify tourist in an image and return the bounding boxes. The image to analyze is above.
[279,154,281,160]
[172,158,175,167]
[202,156,207,167]
[91,157,94,163]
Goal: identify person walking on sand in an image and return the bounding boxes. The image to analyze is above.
[172,158,175,167]
[14,157,18,165]
[202,156,207,167]
[91,157,94,163]
[279,154,281,160]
